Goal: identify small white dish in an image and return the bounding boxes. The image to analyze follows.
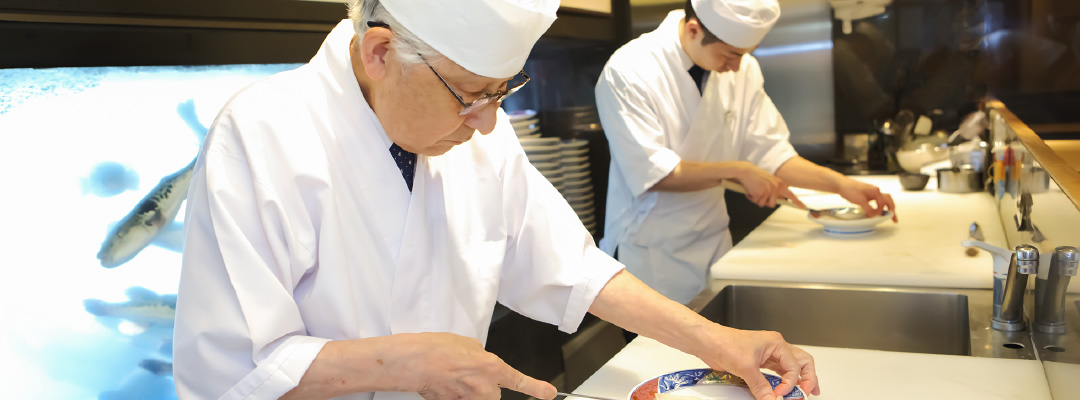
[807,209,893,237]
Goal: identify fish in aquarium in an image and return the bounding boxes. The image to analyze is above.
[97,158,195,268]
[81,161,141,198]
[176,98,209,144]
[84,286,176,330]
[138,359,173,376]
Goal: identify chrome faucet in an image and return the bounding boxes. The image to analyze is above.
[993,244,1039,331]
[1034,246,1078,333]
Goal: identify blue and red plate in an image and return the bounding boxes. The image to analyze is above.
[628,368,805,400]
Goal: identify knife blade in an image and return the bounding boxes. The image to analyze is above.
[557,391,621,400]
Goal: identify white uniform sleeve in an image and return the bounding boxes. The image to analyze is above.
[496,133,624,334]
[174,111,329,400]
[595,67,682,197]
[738,60,798,173]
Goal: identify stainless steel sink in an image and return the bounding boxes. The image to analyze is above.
[689,281,1038,359]
[697,285,970,355]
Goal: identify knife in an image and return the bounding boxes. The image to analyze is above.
[557,391,621,400]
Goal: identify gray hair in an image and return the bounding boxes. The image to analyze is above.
[348,0,444,66]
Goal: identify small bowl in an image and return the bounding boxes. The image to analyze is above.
[898,172,930,191]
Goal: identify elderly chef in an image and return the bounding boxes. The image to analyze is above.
[173,0,821,399]
[595,0,897,305]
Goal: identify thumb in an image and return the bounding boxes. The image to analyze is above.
[743,372,780,400]
[501,365,557,400]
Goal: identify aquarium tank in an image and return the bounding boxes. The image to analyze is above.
[0,63,302,400]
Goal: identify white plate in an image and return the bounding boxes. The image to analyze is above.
[807,209,894,237]
[560,139,589,148]
[563,185,592,196]
[570,201,595,213]
[523,144,561,154]
[564,178,592,188]
[561,148,589,157]
[566,191,594,203]
[532,161,560,171]
[519,137,561,146]
[564,170,591,180]
[527,152,561,163]
[506,109,537,121]
[515,125,540,136]
[518,133,542,139]
[562,162,591,172]
[562,155,589,165]
[628,368,805,400]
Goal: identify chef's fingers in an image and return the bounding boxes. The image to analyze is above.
[879,192,898,222]
[779,187,806,209]
[790,345,821,396]
[767,345,805,400]
[497,363,557,400]
[766,190,780,208]
[742,368,783,400]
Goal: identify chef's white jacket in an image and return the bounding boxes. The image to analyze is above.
[174,20,623,400]
[595,10,797,304]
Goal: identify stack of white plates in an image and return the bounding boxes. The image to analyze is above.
[520,137,564,192]
[508,109,541,139]
[559,139,596,235]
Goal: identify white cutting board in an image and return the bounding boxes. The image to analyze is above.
[710,175,1007,289]
[572,337,1051,400]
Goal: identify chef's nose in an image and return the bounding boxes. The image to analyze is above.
[463,103,499,134]
[726,56,742,72]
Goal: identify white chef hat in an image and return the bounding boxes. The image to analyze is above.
[380,0,558,78]
[690,0,781,48]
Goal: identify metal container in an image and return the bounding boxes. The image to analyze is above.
[937,167,984,193]
[948,141,989,170]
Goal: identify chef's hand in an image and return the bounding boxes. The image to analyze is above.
[389,332,556,400]
[837,178,897,222]
[734,163,805,209]
[694,325,820,400]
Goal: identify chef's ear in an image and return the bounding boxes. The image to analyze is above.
[358,27,394,80]
[685,18,704,43]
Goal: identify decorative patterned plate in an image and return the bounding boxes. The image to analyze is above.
[628,369,805,400]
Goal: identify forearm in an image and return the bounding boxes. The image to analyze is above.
[774,156,847,193]
[280,337,398,400]
[650,160,749,192]
[588,270,726,357]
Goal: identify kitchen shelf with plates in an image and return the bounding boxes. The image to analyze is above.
[518,130,598,234]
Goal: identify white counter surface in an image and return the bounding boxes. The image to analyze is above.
[710,175,1009,289]
[572,337,1051,400]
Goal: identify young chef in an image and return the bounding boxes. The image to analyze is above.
[596,0,898,305]
[173,1,822,399]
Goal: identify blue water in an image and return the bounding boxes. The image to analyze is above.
[0,63,300,400]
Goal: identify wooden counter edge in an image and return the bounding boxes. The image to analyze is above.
[990,102,1080,212]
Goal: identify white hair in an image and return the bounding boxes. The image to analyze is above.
[348,0,444,66]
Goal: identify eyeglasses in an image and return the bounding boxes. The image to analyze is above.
[367,21,531,116]
[425,62,530,116]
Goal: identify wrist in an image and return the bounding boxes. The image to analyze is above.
[677,319,734,361]
[716,161,750,182]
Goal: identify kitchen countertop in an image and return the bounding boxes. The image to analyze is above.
[571,337,1052,400]
[710,175,1009,289]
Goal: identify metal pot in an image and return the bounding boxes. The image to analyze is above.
[937,167,983,193]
